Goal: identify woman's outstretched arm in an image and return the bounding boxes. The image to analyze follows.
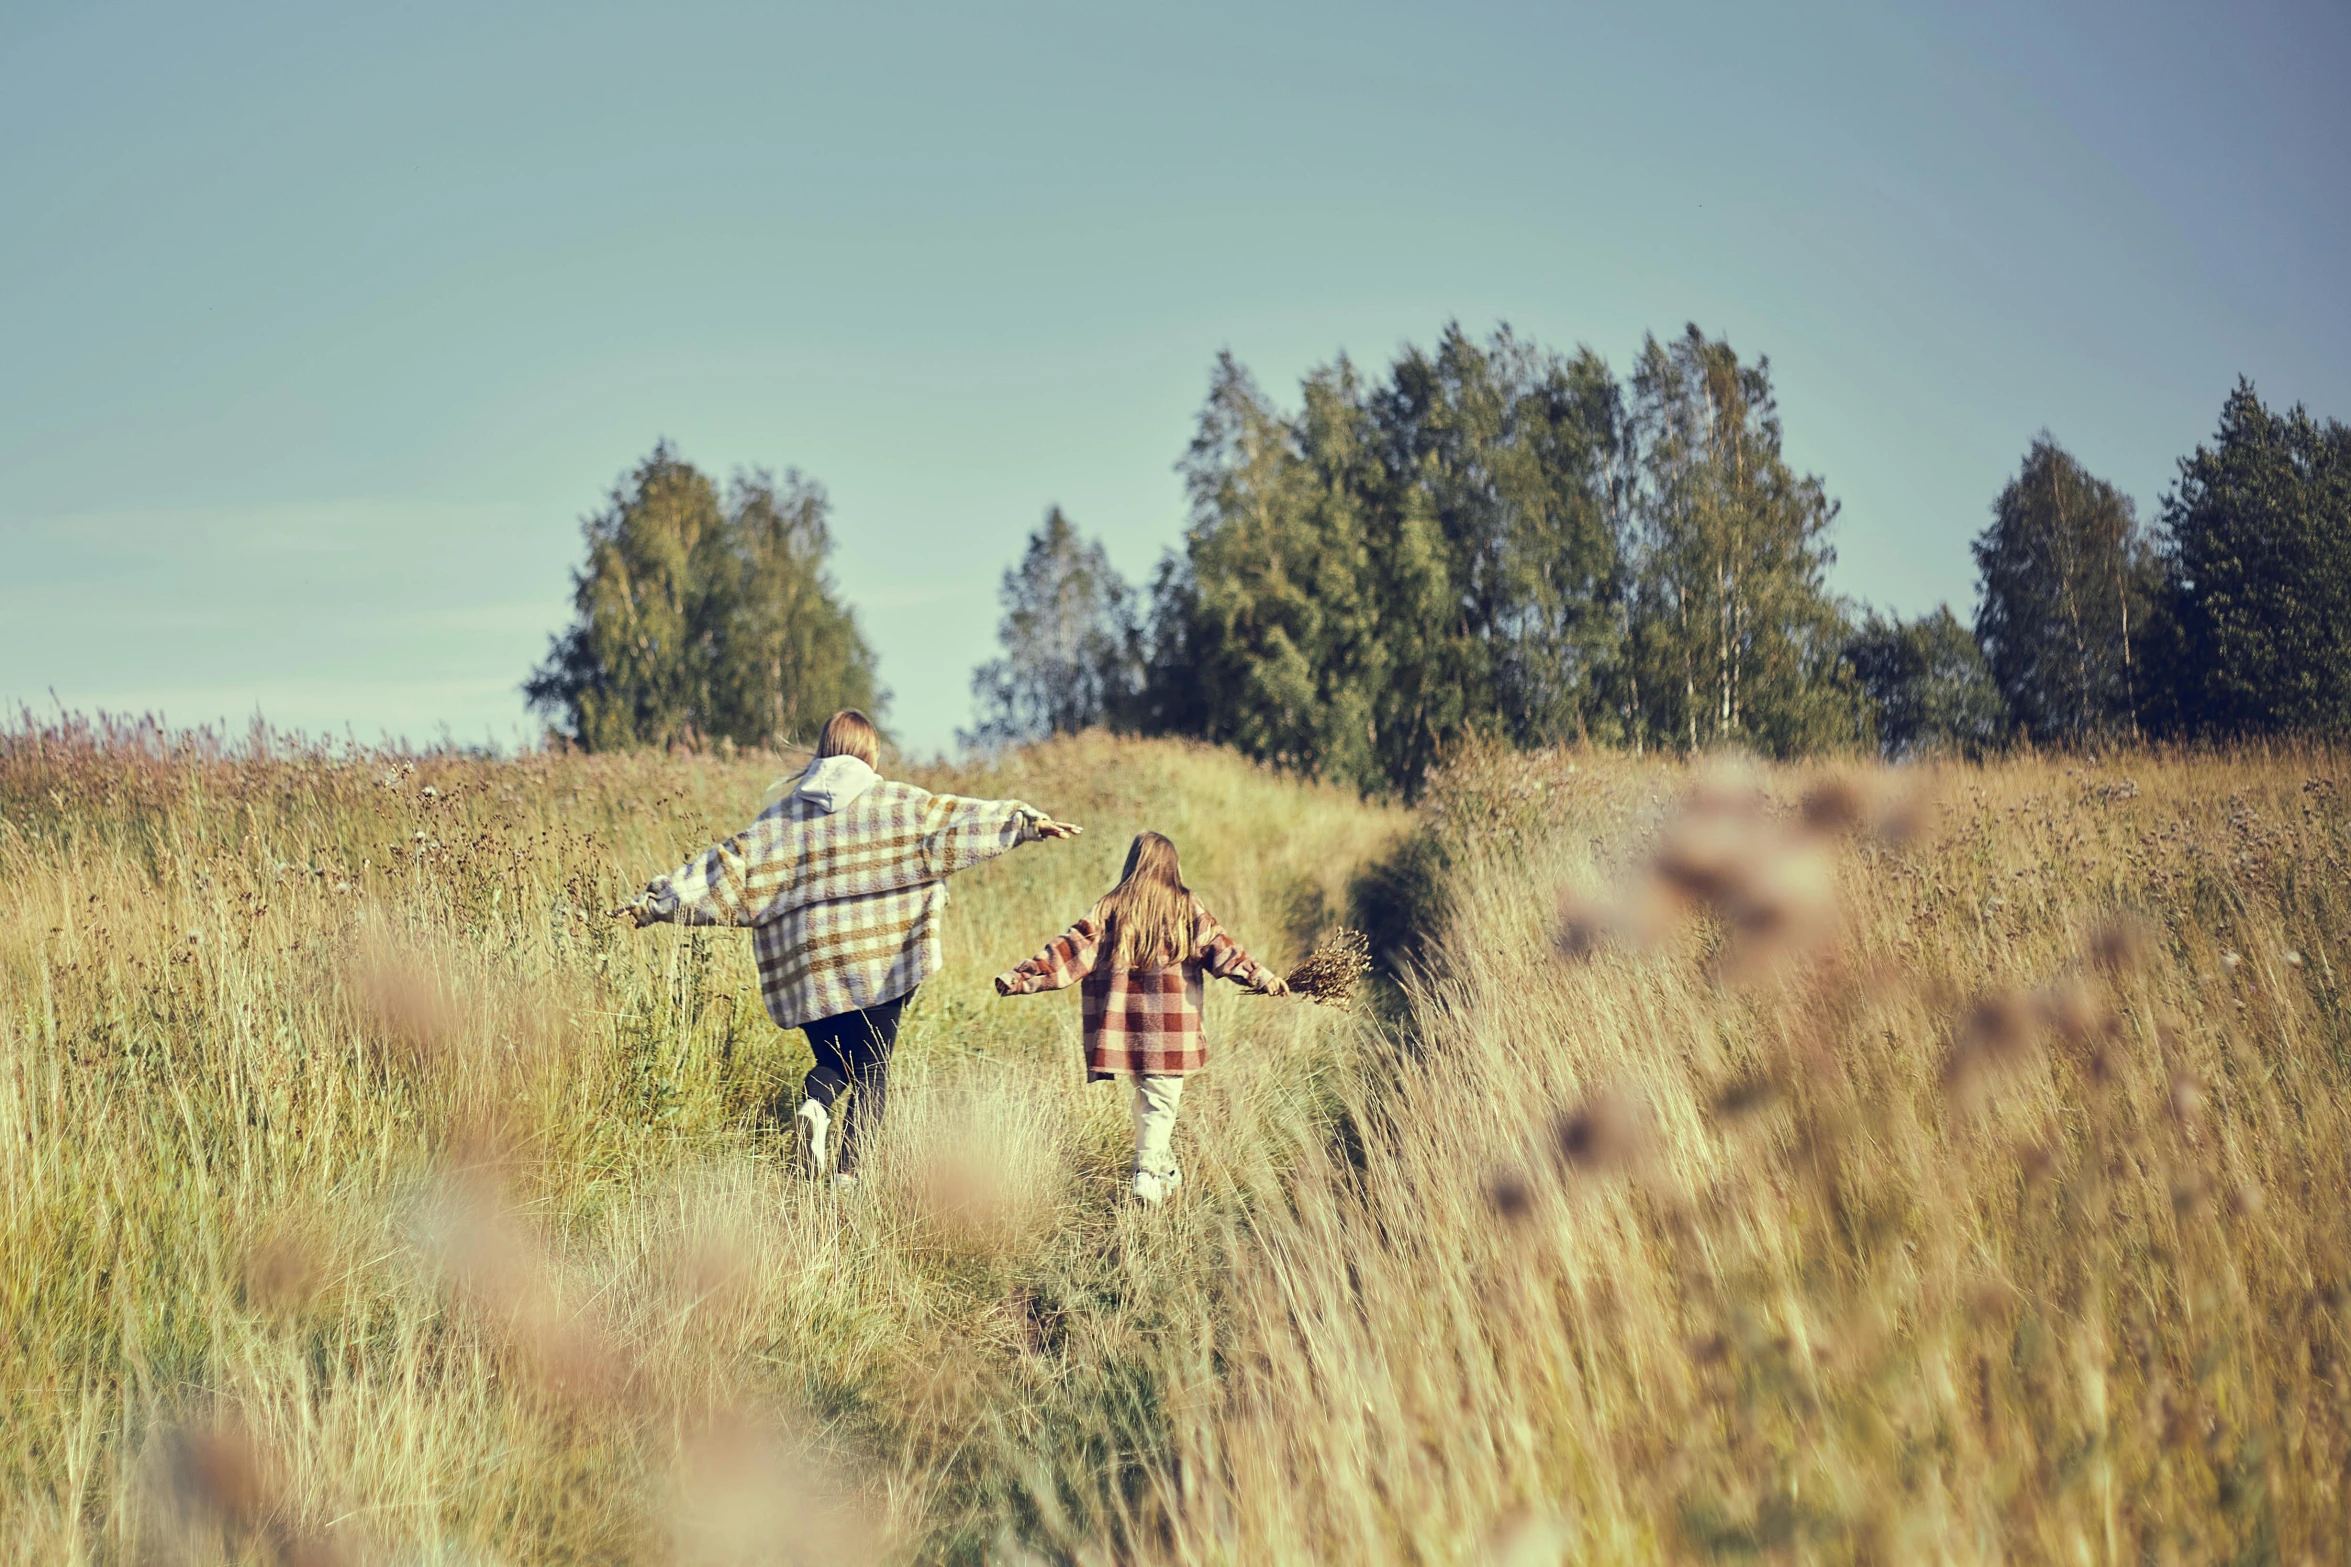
[616,829,767,928]
[919,796,1081,882]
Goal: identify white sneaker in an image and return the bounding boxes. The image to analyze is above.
[1132,1170,1167,1207]
[793,1099,830,1176]
[831,1172,859,1194]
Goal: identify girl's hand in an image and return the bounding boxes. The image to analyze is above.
[1254,973,1289,998]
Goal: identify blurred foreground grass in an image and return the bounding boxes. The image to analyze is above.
[5,718,2349,1562]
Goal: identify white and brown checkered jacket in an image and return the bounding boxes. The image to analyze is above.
[632,770,1047,1029]
[994,900,1269,1080]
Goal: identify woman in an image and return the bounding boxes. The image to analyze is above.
[619,709,1080,1185]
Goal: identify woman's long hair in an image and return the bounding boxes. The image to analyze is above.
[1090,832,1199,971]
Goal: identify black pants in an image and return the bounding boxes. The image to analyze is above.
[799,991,911,1173]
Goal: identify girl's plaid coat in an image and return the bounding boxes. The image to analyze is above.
[995,901,1270,1079]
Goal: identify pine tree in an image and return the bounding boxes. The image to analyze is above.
[1142,354,1393,790]
[1972,436,2153,746]
[2148,381,2351,738]
[1137,331,1625,797]
[526,444,883,750]
[1119,323,1857,790]
[964,507,1140,747]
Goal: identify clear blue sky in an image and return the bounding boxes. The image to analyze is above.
[5,0,2346,756]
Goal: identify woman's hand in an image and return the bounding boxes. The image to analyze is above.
[612,897,653,929]
[1033,818,1083,841]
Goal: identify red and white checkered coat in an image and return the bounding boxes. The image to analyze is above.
[995,900,1269,1080]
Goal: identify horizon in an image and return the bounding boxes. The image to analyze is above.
[6,0,2347,756]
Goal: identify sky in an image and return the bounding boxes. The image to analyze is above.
[4,0,2347,757]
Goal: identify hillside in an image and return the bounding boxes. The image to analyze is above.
[5,725,2349,1562]
[1161,743,2351,1563]
[0,725,1403,1562]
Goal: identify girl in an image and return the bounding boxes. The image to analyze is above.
[994,831,1286,1205]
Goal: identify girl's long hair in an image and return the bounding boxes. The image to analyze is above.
[1090,832,1199,971]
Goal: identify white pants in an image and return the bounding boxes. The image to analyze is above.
[1131,1073,1185,1179]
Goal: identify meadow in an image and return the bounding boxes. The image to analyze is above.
[3,719,2347,1563]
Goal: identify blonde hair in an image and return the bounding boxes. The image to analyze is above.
[816,709,881,769]
[1090,832,1200,971]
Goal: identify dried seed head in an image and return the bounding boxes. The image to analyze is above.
[166,1421,277,1531]
[242,1232,324,1317]
[1552,1090,1646,1175]
[2037,978,2109,1049]
[2169,1071,2206,1126]
[1285,928,1372,1009]
[1716,843,1840,983]
[1486,1171,1536,1223]
[1941,991,2044,1107]
[2086,916,2153,976]
[904,1109,1059,1263]
[1800,774,1869,835]
[1485,1505,1572,1567]
[1711,1074,1782,1121]
[667,1406,878,1567]
[2171,1172,2213,1216]
[1554,896,1609,963]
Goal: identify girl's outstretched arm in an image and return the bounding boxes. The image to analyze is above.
[1196,908,1287,995]
[994,919,1104,996]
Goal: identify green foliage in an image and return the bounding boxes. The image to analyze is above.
[959,339,2348,782]
[527,444,884,750]
[1972,436,2156,746]
[2145,381,2351,739]
[965,507,1141,747]
[1842,605,2007,758]
[1382,329,1628,757]
[1619,326,1861,757]
[1141,353,1403,794]
[1106,323,1862,795]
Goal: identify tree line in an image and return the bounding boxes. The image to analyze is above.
[525,331,2351,795]
[968,330,2351,792]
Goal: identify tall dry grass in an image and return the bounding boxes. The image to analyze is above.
[1063,743,2351,1564]
[6,717,2348,1562]
[0,719,1399,1562]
